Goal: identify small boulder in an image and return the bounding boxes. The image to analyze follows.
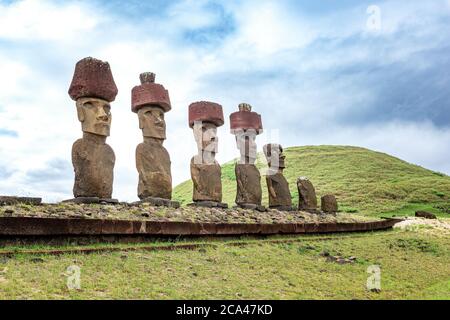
[415,211,437,219]
[321,194,338,213]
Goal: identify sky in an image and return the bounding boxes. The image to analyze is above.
[0,0,449,202]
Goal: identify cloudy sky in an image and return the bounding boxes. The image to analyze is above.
[0,0,449,202]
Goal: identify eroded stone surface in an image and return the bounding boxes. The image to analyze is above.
[321,194,338,213]
[235,163,262,207]
[297,177,318,211]
[189,101,224,204]
[135,197,180,208]
[136,141,172,200]
[132,73,174,203]
[0,196,42,206]
[263,144,292,209]
[72,134,115,199]
[68,57,118,102]
[191,157,223,203]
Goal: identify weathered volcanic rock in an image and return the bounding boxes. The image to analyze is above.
[321,194,338,213]
[136,141,172,200]
[297,177,318,211]
[188,101,224,127]
[235,163,262,207]
[0,196,42,206]
[72,136,115,199]
[266,173,293,209]
[68,57,118,102]
[131,72,171,112]
[415,211,437,219]
[191,158,222,203]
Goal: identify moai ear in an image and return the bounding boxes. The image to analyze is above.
[76,100,85,122]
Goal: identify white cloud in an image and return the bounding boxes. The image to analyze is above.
[0,0,98,40]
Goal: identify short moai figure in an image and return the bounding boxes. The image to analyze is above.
[188,101,227,208]
[263,144,293,211]
[297,177,318,212]
[230,103,265,211]
[67,57,118,204]
[132,72,179,208]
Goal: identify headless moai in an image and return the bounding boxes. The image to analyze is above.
[132,72,179,207]
[230,103,265,211]
[67,57,118,203]
[188,101,227,208]
[263,144,293,211]
[297,177,318,212]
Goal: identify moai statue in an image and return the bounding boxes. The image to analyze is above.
[132,72,179,208]
[67,57,118,204]
[263,144,293,211]
[230,103,265,211]
[297,177,318,212]
[188,101,227,208]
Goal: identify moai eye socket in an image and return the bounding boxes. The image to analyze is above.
[84,102,93,109]
[103,104,111,115]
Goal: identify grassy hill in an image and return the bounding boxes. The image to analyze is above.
[173,145,450,216]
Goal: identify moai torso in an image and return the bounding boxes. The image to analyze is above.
[235,163,262,206]
[191,156,222,203]
[136,141,172,200]
[72,135,115,199]
[266,173,292,208]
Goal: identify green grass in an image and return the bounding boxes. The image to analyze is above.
[173,145,450,217]
[0,228,449,299]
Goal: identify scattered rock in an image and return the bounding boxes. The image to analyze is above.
[415,211,437,219]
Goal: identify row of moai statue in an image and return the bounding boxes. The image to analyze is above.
[64,56,336,213]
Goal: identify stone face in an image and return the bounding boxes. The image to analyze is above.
[76,97,112,137]
[191,157,222,203]
[72,134,115,199]
[189,101,224,128]
[265,173,292,209]
[415,211,437,219]
[235,163,262,206]
[136,141,172,200]
[68,57,118,102]
[263,143,292,209]
[321,194,338,213]
[131,72,171,113]
[297,177,318,211]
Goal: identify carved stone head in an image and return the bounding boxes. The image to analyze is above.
[76,97,112,137]
[193,121,218,155]
[235,129,258,165]
[263,143,285,172]
[138,105,166,140]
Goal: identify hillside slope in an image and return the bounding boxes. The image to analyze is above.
[173,146,450,216]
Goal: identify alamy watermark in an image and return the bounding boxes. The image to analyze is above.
[65,265,81,291]
[366,265,381,292]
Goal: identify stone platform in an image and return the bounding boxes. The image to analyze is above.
[0,216,401,237]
